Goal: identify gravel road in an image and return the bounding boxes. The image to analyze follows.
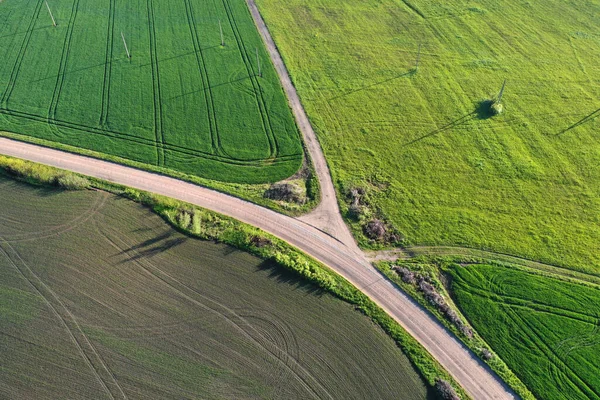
[0,2,518,398]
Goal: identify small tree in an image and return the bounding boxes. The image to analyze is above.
[435,378,460,400]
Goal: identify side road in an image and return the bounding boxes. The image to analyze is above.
[245,0,355,247]
[0,137,516,400]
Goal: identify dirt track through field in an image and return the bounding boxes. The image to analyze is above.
[0,2,518,397]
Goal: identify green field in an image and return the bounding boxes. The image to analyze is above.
[255,0,600,271]
[0,175,431,399]
[448,263,600,400]
[0,0,302,183]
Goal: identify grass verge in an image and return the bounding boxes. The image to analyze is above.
[0,154,468,399]
[0,132,318,216]
[377,257,534,399]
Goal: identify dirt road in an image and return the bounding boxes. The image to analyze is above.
[0,137,516,400]
[0,2,518,398]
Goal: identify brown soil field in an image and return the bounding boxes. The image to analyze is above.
[0,176,430,399]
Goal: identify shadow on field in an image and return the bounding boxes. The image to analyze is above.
[30,47,220,83]
[403,100,505,146]
[403,110,477,146]
[256,260,326,296]
[327,71,413,102]
[557,107,600,136]
[168,75,254,101]
[0,25,53,40]
[118,232,187,261]
[137,45,220,68]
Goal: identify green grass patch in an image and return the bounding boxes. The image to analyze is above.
[377,258,534,399]
[448,263,600,400]
[254,0,600,270]
[0,0,303,183]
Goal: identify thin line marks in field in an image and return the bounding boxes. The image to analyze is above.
[97,224,332,399]
[0,101,301,167]
[184,0,223,156]
[326,71,414,102]
[0,240,128,400]
[99,0,116,127]
[48,0,81,121]
[146,0,165,167]
[0,0,44,109]
[220,0,279,158]
[508,307,600,398]
[0,190,109,243]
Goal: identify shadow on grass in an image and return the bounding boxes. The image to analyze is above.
[557,107,600,136]
[256,259,326,297]
[403,100,500,147]
[327,71,414,102]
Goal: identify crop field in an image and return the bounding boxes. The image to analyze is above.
[255,0,600,271]
[0,0,302,183]
[0,176,430,399]
[448,263,600,400]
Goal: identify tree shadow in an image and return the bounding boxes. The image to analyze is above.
[403,100,503,147]
[117,232,186,262]
[557,107,600,136]
[255,260,325,297]
[403,110,477,147]
[475,99,498,120]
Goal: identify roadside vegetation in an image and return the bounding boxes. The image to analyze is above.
[0,0,302,183]
[255,0,600,272]
[0,173,431,399]
[449,263,600,400]
[0,156,466,398]
[377,258,534,400]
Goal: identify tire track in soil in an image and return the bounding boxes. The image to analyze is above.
[0,108,302,166]
[184,0,222,156]
[97,224,333,400]
[236,310,302,395]
[0,240,127,400]
[0,190,108,243]
[0,0,44,109]
[220,0,278,158]
[48,0,81,121]
[146,0,165,167]
[99,0,116,128]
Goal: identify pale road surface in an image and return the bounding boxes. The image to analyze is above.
[0,138,516,400]
[0,2,516,399]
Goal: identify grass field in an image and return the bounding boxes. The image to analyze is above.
[0,176,431,399]
[448,263,600,400]
[0,0,302,183]
[255,0,600,270]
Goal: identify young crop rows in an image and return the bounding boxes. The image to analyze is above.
[0,0,302,183]
[449,264,600,400]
